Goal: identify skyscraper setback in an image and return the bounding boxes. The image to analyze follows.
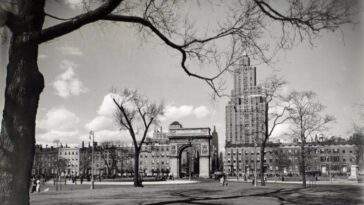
[224,54,266,176]
[225,54,266,145]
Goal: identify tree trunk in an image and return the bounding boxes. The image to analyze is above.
[0,2,45,204]
[260,101,269,186]
[133,151,142,187]
[0,37,44,204]
[300,141,306,187]
[260,143,266,186]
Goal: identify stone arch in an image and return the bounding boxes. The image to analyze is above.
[168,127,212,178]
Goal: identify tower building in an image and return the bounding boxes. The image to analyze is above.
[225,55,266,145]
[224,54,266,176]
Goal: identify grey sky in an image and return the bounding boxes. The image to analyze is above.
[0,1,363,150]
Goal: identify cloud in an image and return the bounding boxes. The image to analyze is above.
[53,64,88,98]
[58,46,83,56]
[161,104,212,121]
[97,93,118,117]
[38,107,80,131]
[85,94,122,141]
[37,130,79,145]
[164,105,194,120]
[193,106,210,119]
[36,107,80,145]
[85,116,116,131]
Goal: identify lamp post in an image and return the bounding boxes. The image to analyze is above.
[90,130,95,190]
[254,137,257,187]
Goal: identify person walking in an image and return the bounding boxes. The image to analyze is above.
[30,177,36,193]
[36,177,41,193]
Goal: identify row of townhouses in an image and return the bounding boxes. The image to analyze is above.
[33,122,220,178]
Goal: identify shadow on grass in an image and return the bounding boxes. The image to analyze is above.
[145,185,363,205]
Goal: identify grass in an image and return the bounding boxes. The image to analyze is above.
[30,180,364,205]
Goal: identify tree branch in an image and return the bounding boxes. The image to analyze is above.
[33,0,123,44]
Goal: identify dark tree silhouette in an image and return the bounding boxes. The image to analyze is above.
[258,75,290,186]
[111,89,164,187]
[286,91,334,187]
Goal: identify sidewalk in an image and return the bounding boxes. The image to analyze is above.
[227,178,364,186]
[47,179,198,186]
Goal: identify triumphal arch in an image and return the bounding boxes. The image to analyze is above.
[167,121,212,178]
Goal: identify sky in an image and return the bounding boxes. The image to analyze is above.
[0,1,363,151]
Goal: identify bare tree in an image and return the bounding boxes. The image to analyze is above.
[0,0,354,203]
[111,89,164,187]
[273,149,291,177]
[98,141,121,177]
[286,91,334,187]
[79,148,92,177]
[258,75,290,186]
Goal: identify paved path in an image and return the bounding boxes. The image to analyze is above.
[227,178,364,186]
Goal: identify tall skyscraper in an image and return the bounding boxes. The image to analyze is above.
[225,54,266,145]
[224,54,266,176]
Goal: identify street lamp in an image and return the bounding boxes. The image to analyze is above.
[254,136,257,187]
[90,130,95,190]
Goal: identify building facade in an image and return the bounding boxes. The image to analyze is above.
[224,142,359,177]
[225,54,265,145]
[58,147,81,176]
[224,54,266,176]
[33,122,220,178]
[32,145,58,176]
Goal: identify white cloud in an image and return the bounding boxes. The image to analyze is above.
[85,116,116,131]
[53,65,88,98]
[97,93,118,117]
[38,107,80,131]
[85,94,123,141]
[36,107,80,145]
[164,105,194,120]
[270,123,291,138]
[37,130,79,145]
[162,104,212,121]
[58,46,83,56]
[193,106,210,119]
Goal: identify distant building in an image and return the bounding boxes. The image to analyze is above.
[32,145,58,176]
[33,122,220,178]
[225,54,265,145]
[224,54,266,175]
[224,141,358,177]
[223,54,360,178]
[58,147,81,176]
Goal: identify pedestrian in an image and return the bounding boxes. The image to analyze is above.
[36,178,41,193]
[252,178,255,185]
[31,177,36,193]
[224,175,228,186]
[220,175,224,186]
[80,176,83,184]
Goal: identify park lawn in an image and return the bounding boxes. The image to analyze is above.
[30,181,364,205]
